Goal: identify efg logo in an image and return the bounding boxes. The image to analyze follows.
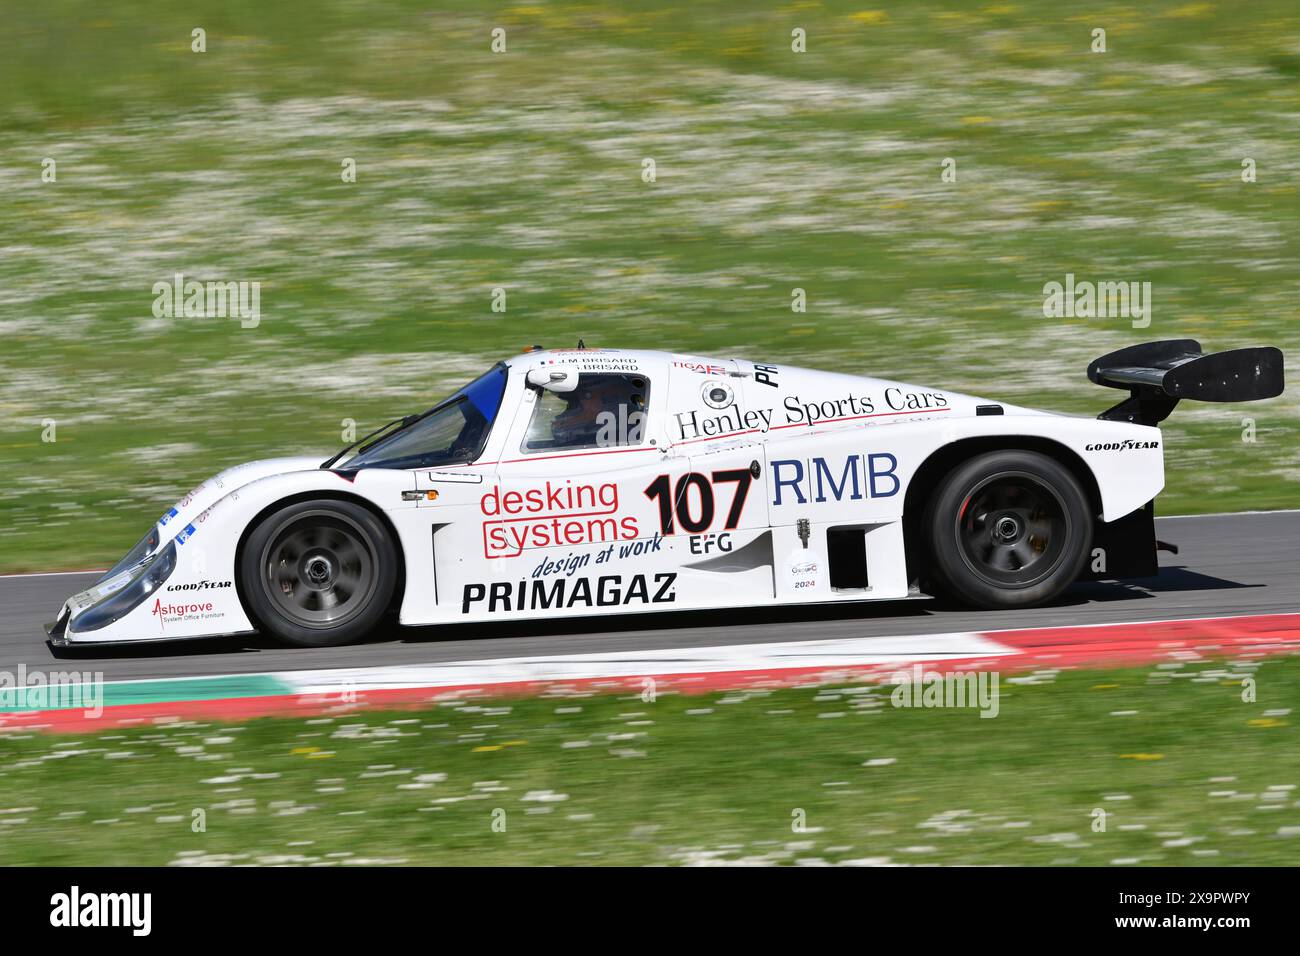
[1085,439,1160,452]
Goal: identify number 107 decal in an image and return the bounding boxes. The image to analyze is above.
[644,469,754,535]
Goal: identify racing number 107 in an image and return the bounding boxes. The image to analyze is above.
[644,469,753,535]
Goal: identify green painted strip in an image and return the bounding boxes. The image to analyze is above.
[0,674,294,713]
[101,674,294,708]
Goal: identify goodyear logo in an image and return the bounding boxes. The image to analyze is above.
[1085,440,1160,452]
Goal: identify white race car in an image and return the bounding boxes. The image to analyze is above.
[48,340,1283,648]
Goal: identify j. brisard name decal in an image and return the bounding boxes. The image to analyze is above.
[462,573,677,613]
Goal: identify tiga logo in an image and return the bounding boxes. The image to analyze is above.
[673,359,727,375]
[770,454,900,506]
[462,573,677,613]
[480,481,639,558]
[1085,440,1160,451]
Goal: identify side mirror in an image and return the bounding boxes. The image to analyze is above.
[525,366,579,393]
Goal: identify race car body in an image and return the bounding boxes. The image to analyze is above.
[47,340,1284,647]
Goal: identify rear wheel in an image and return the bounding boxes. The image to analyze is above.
[923,450,1091,609]
[240,499,397,647]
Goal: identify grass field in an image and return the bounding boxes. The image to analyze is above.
[0,655,1296,866]
[1,1,1298,572]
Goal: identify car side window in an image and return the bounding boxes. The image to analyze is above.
[522,373,649,453]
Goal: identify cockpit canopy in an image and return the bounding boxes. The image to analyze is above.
[342,363,508,470]
[335,361,649,470]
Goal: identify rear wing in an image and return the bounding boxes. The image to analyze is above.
[1089,339,1284,426]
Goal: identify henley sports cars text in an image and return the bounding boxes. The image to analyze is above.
[48,341,1284,647]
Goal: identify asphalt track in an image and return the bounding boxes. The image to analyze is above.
[0,512,1295,682]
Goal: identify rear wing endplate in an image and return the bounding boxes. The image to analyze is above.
[1089,339,1284,426]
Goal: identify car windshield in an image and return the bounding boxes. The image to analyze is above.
[339,364,508,470]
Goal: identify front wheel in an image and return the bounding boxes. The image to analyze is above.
[239,499,397,647]
[923,450,1092,609]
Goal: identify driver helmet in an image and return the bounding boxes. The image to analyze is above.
[553,377,645,446]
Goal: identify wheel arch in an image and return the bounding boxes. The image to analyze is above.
[902,435,1101,587]
[232,490,409,626]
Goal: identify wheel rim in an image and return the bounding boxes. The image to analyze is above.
[259,511,377,629]
[955,471,1069,588]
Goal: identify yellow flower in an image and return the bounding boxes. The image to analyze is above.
[1119,753,1164,760]
[1165,3,1215,18]
[472,740,526,752]
[848,11,888,25]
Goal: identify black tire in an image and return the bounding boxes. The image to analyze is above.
[923,450,1092,609]
[239,499,397,647]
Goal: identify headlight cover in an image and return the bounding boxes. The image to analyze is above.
[96,523,163,585]
[72,540,178,633]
